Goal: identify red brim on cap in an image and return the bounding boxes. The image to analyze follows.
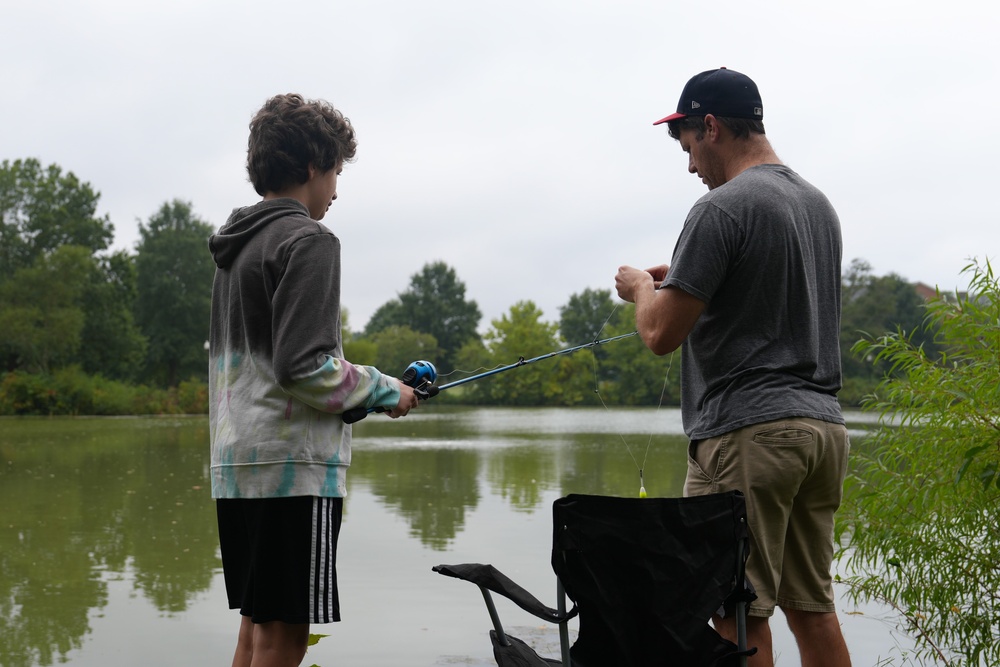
[652,112,686,125]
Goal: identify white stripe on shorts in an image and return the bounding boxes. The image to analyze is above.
[309,497,337,624]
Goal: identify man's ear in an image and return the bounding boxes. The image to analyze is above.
[306,163,318,180]
[703,114,723,142]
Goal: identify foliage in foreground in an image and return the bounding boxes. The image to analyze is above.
[836,260,999,666]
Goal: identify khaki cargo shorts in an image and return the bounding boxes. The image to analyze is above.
[684,417,850,617]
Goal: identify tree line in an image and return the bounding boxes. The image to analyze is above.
[1,159,215,414]
[0,158,935,415]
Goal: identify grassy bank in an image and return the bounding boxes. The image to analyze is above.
[0,367,208,416]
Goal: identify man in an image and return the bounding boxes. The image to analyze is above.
[208,93,419,667]
[615,68,851,666]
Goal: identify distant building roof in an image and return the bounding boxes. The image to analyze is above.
[913,282,967,303]
[913,282,938,301]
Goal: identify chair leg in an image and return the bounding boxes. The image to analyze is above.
[557,578,571,666]
[736,599,748,667]
[736,538,749,667]
[479,587,511,647]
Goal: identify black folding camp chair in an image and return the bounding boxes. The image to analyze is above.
[434,490,757,667]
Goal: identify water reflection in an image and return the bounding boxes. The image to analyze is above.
[0,418,218,667]
[352,447,482,550]
[0,409,881,666]
[350,407,691,549]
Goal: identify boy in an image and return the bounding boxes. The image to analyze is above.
[208,93,419,667]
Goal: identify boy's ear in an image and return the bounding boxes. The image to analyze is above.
[306,163,318,180]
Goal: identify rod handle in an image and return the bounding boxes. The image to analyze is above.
[342,385,439,424]
[343,405,380,424]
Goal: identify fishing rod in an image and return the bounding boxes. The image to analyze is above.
[342,331,639,424]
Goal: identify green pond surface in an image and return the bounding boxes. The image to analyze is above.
[0,407,914,666]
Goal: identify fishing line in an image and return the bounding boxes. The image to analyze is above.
[588,302,676,498]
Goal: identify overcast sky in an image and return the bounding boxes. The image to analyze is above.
[4,0,997,335]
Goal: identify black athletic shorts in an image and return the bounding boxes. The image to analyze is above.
[216,496,343,624]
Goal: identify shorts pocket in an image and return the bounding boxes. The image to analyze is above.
[752,427,813,447]
[688,437,730,486]
[686,440,712,482]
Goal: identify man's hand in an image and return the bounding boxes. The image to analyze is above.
[614,262,704,355]
[645,264,670,287]
[615,264,669,302]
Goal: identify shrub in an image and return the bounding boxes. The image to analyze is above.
[51,366,95,415]
[0,371,55,415]
[0,370,208,416]
[836,260,999,666]
[91,376,140,415]
[177,379,209,414]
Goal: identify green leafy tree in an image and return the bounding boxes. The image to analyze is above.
[840,258,936,405]
[364,261,481,371]
[836,259,999,666]
[364,299,405,336]
[559,287,618,347]
[449,337,492,404]
[370,325,440,378]
[558,288,624,387]
[341,308,378,366]
[340,307,358,340]
[542,350,594,407]
[343,338,377,367]
[0,158,113,280]
[78,250,148,382]
[134,200,216,387]
[477,301,583,406]
[0,158,144,380]
[0,245,92,373]
[599,303,679,406]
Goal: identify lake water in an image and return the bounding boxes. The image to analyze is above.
[0,407,917,666]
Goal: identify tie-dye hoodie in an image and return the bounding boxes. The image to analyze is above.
[208,198,400,499]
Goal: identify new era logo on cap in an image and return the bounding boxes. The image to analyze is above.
[654,67,763,126]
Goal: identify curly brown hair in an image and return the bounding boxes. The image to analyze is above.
[246,93,358,196]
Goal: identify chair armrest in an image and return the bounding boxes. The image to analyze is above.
[433,563,577,623]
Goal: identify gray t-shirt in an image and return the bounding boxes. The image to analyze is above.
[664,164,844,440]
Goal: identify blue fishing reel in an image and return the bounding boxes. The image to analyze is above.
[401,360,437,389]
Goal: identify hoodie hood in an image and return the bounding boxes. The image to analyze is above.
[209,198,310,269]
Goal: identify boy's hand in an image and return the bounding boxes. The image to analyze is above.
[386,382,419,418]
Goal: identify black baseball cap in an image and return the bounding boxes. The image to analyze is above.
[653,67,763,125]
